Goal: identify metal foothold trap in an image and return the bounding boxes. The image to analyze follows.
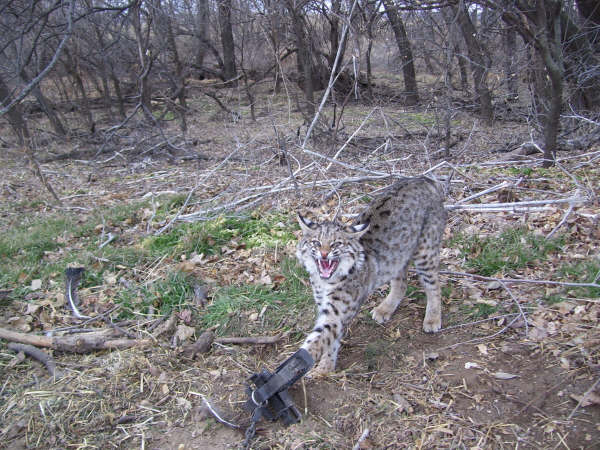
[242,348,314,446]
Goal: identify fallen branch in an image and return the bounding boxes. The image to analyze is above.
[7,343,62,379]
[438,269,600,290]
[0,327,152,353]
[456,181,511,204]
[179,332,287,358]
[446,195,588,211]
[182,330,215,358]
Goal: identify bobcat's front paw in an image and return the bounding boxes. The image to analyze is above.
[372,305,393,324]
[308,358,335,379]
[308,368,331,379]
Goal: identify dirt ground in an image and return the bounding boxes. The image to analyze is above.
[1,81,599,449]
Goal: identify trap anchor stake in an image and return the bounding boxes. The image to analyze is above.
[242,348,314,446]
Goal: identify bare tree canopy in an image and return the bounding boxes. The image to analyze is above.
[0,0,597,168]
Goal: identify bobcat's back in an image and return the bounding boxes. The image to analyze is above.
[358,177,447,288]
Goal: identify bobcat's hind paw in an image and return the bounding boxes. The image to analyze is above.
[423,317,441,333]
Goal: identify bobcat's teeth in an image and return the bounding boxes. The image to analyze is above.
[317,258,339,278]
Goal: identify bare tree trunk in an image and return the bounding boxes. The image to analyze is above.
[537,0,564,168]
[195,0,210,79]
[361,0,380,98]
[218,0,237,84]
[0,75,30,146]
[504,24,519,101]
[455,42,470,92]
[110,73,126,119]
[20,69,67,136]
[287,2,315,115]
[453,0,493,124]
[575,0,600,47]
[130,0,154,122]
[63,49,95,132]
[0,74,61,202]
[442,9,469,92]
[328,0,342,71]
[382,0,419,105]
[159,1,188,132]
[263,0,284,93]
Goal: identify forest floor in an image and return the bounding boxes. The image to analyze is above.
[1,77,599,449]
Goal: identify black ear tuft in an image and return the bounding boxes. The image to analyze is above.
[346,219,370,235]
[297,213,317,231]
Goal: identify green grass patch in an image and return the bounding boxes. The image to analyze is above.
[541,294,567,305]
[0,200,151,293]
[114,271,196,317]
[557,259,600,298]
[199,257,311,335]
[449,227,563,277]
[405,111,436,126]
[1,206,304,327]
[506,167,534,177]
[0,216,73,262]
[364,339,388,370]
[142,213,296,258]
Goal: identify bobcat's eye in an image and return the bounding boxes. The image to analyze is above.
[311,240,321,247]
[331,241,342,248]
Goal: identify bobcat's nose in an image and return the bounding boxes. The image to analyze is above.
[320,250,329,259]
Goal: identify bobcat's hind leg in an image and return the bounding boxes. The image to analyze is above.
[414,237,443,333]
[420,274,442,333]
[372,265,408,324]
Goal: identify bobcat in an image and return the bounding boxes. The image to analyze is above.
[296,177,447,376]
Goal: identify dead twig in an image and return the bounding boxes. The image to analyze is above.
[98,232,117,249]
[546,203,575,239]
[352,428,370,450]
[189,392,240,429]
[437,314,522,351]
[103,317,137,339]
[568,376,600,420]
[155,144,240,235]
[47,304,121,334]
[498,281,529,337]
[152,312,177,338]
[215,332,289,345]
[440,313,519,332]
[7,343,62,379]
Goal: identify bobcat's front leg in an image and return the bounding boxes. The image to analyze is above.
[301,315,343,377]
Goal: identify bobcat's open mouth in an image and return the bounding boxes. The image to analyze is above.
[317,258,339,279]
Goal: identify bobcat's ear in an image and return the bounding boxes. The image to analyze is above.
[297,213,317,233]
[345,220,370,237]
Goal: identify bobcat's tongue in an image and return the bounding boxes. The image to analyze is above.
[318,258,339,279]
